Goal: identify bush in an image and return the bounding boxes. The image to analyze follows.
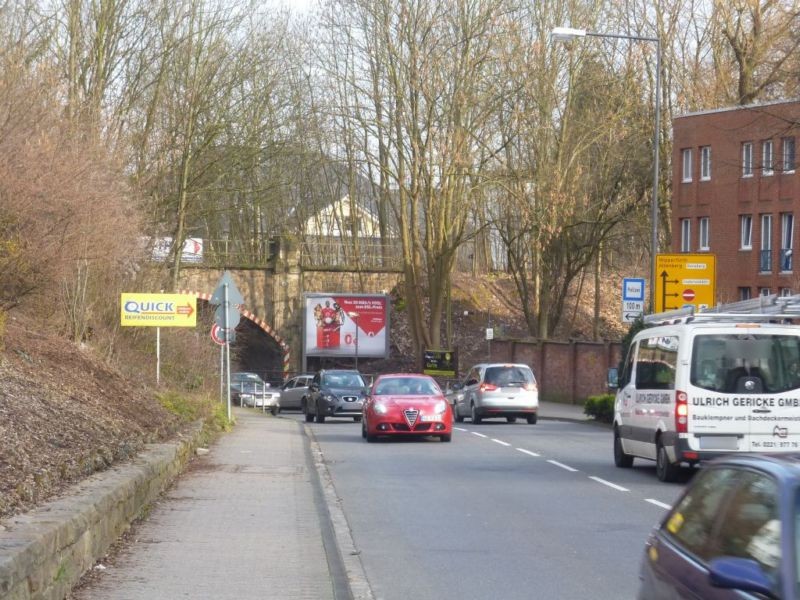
[584,394,615,423]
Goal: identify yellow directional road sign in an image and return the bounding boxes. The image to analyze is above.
[120,293,197,327]
[654,254,716,313]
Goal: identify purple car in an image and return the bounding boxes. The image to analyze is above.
[639,453,799,599]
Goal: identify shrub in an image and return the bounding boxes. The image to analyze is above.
[584,394,615,423]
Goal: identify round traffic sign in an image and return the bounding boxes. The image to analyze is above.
[682,289,696,301]
[211,323,228,345]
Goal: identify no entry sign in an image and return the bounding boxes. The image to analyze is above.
[682,289,696,301]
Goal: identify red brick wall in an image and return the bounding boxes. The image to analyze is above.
[490,339,622,404]
[672,101,800,301]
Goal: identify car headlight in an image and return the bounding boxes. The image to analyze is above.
[434,400,447,414]
[241,393,254,400]
[323,393,337,403]
[374,403,389,415]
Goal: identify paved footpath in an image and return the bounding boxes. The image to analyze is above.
[73,409,342,600]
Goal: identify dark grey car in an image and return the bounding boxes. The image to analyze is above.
[303,370,366,423]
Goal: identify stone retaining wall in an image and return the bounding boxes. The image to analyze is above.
[0,423,203,600]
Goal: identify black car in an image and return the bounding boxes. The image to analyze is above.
[303,369,367,423]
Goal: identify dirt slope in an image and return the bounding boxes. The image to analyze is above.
[0,314,181,519]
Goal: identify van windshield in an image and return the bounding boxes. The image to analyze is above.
[691,334,800,394]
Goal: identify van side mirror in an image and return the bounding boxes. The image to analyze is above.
[607,368,619,390]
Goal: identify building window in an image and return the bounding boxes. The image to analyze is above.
[763,140,774,176]
[783,137,796,173]
[680,218,691,253]
[781,288,793,297]
[698,217,710,250]
[681,148,693,182]
[740,215,753,250]
[700,146,711,180]
[739,287,752,300]
[760,288,772,297]
[761,214,773,272]
[781,213,794,272]
[743,142,754,177]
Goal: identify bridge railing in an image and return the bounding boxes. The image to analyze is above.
[194,238,274,268]
[299,238,403,271]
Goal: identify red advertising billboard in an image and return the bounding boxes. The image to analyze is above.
[303,293,389,358]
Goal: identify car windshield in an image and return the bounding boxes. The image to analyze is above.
[484,366,534,386]
[691,334,800,393]
[374,377,441,396]
[233,372,263,384]
[323,372,365,388]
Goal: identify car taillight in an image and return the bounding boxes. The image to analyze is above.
[480,383,498,392]
[523,383,537,391]
[676,390,688,434]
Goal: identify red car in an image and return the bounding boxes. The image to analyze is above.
[361,374,453,442]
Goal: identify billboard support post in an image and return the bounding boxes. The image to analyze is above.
[156,327,161,386]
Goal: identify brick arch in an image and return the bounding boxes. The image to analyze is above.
[179,289,291,380]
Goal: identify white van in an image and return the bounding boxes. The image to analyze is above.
[614,310,800,482]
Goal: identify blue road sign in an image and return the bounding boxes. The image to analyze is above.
[622,278,646,302]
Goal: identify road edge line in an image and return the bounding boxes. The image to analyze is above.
[304,423,375,600]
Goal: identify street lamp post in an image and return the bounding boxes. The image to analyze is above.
[348,311,360,371]
[551,26,661,312]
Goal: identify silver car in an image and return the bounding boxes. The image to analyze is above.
[452,363,538,424]
[279,374,314,411]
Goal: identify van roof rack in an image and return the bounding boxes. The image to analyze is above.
[643,294,800,326]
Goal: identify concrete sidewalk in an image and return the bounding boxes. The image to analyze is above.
[72,409,361,600]
[538,400,591,422]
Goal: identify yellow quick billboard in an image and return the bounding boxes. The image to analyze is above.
[120,293,197,327]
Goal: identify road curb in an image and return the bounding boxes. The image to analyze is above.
[304,424,375,600]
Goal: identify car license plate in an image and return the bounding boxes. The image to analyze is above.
[420,415,440,422]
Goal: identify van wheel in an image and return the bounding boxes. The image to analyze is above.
[526,414,537,425]
[471,404,482,424]
[270,406,279,416]
[656,440,680,482]
[614,429,634,468]
[506,417,517,423]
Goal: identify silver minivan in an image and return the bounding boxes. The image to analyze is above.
[452,363,539,424]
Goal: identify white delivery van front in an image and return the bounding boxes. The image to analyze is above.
[683,322,800,455]
[614,320,800,481]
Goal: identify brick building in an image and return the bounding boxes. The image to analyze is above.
[672,100,800,302]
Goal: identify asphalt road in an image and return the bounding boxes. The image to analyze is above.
[296,414,692,600]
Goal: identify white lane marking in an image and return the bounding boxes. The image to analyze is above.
[589,476,629,492]
[454,427,469,432]
[472,432,488,438]
[516,448,541,457]
[646,499,672,510]
[491,438,511,447]
[547,459,578,472]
